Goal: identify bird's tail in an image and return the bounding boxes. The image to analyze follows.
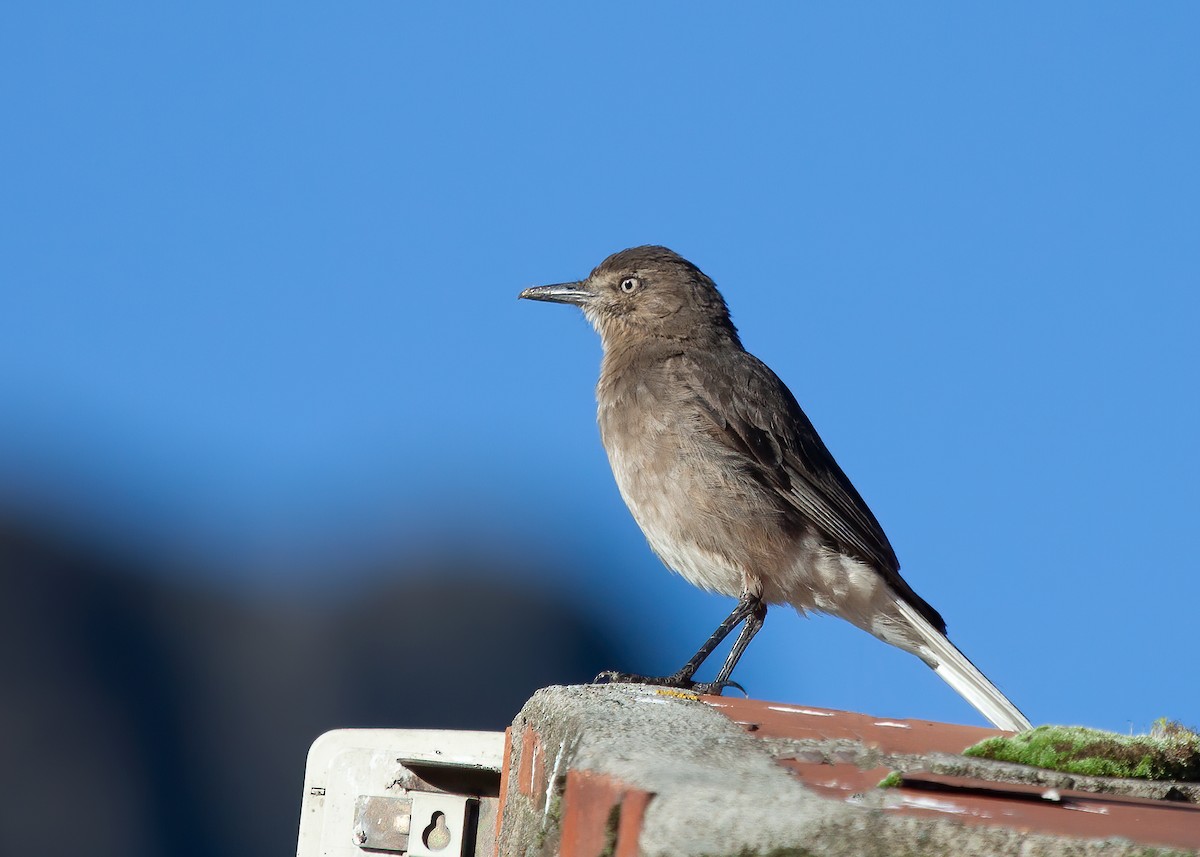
[893,597,1031,732]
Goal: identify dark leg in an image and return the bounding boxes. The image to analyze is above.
[594,593,767,695]
[702,598,767,693]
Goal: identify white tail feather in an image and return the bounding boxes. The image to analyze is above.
[894,598,1031,732]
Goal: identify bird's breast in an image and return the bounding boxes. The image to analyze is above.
[595,362,798,599]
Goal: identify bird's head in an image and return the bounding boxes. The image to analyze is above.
[520,245,741,348]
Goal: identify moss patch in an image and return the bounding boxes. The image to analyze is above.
[598,803,620,857]
[964,722,1200,781]
[877,771,904,789]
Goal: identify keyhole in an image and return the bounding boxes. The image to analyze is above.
[422,811,451,851]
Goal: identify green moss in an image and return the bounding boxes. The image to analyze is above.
[532,788,563,850]
[598,803,620,857]
[964,722,1200,781]
[877,771,904,789]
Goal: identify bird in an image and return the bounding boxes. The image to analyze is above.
[519,245,1031,732]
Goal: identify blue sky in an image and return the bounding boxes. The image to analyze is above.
[3,3,1198,732]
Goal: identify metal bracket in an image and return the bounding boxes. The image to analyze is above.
[352,792,473,855]
[296,728,503,857]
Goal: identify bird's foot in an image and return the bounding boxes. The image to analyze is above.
[689,678,748,697]
[592,670,747,697]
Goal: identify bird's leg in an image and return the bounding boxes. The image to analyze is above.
[698,598,767,694]
[664,594,763,686]
[594,593,766,695]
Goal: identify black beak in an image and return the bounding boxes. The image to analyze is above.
[518,281,596,306]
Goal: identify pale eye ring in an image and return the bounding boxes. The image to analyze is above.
[620,277,640,293]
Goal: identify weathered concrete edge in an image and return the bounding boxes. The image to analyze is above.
[498,685,1196,857]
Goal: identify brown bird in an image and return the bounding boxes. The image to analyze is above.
[520,245,1030,731]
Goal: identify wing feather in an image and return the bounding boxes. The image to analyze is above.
[682,351,945,632]
[685,353,897,570]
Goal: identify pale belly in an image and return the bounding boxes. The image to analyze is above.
[601,401,814,603]
[599,399,908,645]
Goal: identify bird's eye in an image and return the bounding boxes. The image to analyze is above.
[620,277,640,293]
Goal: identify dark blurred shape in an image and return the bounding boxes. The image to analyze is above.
[0,516,634,857]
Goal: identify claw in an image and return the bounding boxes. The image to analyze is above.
[592,670,630,684]
[691,678,748,697]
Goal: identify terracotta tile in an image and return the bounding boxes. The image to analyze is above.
[517,726,545,800]
[559,770,654,857]
[703,696,1009,752]
[705,697,1200,851]
[494,727,513,857]
[889,771,1200,852]
[614,788,652,857]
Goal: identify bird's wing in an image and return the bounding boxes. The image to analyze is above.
[683,351,901,576]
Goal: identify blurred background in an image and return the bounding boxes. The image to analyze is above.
[2,3,1198,855]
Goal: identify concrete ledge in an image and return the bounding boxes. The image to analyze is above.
[496,685,1199,857]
